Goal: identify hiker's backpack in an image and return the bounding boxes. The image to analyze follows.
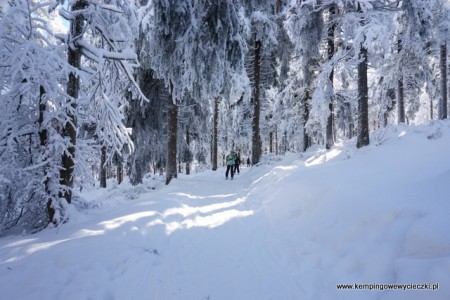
[226,153,236,166]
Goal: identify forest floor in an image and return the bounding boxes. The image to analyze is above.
[1,121,450,300]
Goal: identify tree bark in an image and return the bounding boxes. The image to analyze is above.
[212,97,219,171]
[252,39,262,165]
[357,44,370,148]
[302,90,311,152]
[39,86,53,221]
[398,78,405,123]
[356,5,370,149]
[326,5,336,150]
[100,146,107,188]
[185,127,190,175]
[439,43,448,120]
[166,83,178,185]
[397,39,406,124]
[59,0,88,204]
[117,164,123,184]
[275,130,278,155]
[430,97,434,120]
[269,132,273,153]
[38,86,48,148]
[275,0,282,14]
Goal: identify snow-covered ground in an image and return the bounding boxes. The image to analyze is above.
[1,121,450,300]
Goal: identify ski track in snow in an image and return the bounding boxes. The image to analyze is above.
[1,122,450,300]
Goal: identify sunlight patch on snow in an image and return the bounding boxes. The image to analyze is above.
[162,197,253,234]
[252,165,299,186]
[165,209,254,234]
[26,239,70,256]
[305,148,342,167]
[251,172,272,185]
[99,211,159,230]
[73,229,105,238]
[170,192,237,200]
[398,130,407,137]
[271,165,298,181]
[163,197,246,218]
[273,165,297,171]
[0,238,38,250]
[93,198,252,236]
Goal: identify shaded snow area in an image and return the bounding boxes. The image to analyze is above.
[1,121,450,300]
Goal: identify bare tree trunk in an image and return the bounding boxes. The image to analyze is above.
[398,78,405,123]
[59,0,88,205]
[326,5,336,150]
[185,127,190,175]
[252,39,262,165]
[38,86,48,149]
[274,0,281,156]
[275,0,282,14]
[275,129,278,155]
[302,90,311,152]
[430,97,434,120]
[269,132,273,153]
[166,83,178,185]
[357,44,370,148]
[356,46,370,148]
[100,146,107,188]
[117,164,123,184]
[397,39,406,124]
[439,43,448,120]
[212,97,219,171]
[356,5,370,149]
[39,86,53,221]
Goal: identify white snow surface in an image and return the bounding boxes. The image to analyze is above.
[1,121,450,300]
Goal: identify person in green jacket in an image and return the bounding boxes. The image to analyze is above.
[225,151,237,180]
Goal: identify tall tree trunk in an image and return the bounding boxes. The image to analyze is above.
[274,0,281,156]
[326,5,336,150]
[397,39,406,124]
[185,127,190,175]
[38,86,48,148]
[100,146,107,188]
[275,0,282,14]
[302,90,311,152]
[166,83,178,185]
[39,86,53,221]
[252,39,262,165]
[439,43,448,120]
[357,44,370,148]
[398,79,405,123]
[117,163,123,184]
[59,0,87,204]
[275,130,278,155]
[212,97,219,171]
[356,5,370,149]
[430,97,434,120]
[269,132,273,153]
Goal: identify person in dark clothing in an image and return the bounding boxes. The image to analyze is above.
[234,152,241,174]
[247,157,251,167]
[225,151,236,180]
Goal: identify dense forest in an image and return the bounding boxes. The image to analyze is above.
[0,0,449,234]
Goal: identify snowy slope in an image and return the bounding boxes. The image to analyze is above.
[1,121,450,300]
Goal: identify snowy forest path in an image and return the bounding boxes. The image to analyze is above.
[0,162,295,299]
[4,162,300,299]
[132,163,304,299]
